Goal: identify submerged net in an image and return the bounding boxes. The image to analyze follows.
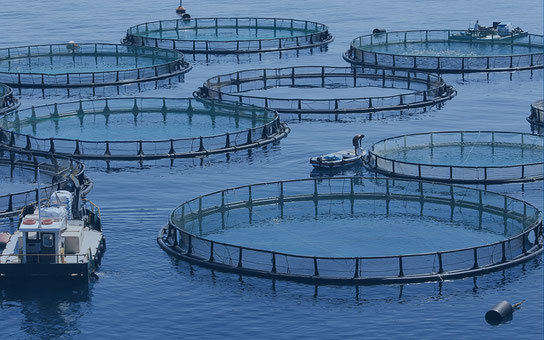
[0,84,19,115]
[366,131,544,184]
[197,66,456,115]
[344,30,544,73]
[0,147,90,218]
[0,43,191,88]
[0,97,289,161]
[160,177,543,285]
[124,18,333,54]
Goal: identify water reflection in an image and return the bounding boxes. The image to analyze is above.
[0,283,90,339]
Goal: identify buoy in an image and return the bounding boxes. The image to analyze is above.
[176,6,186,14]
[372,28,386,34]
[23,218,36,225]
[41,218,53,225]
[182,13,191,20]
[485,300,525,325]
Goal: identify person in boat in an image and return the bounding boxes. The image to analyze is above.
[352,134,365,155]
[473,20,480,31]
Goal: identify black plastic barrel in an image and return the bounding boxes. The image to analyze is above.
[485,301,514,325]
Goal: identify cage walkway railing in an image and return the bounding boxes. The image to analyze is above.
[196,66,456,115]
[0,97,289,161]
[124,17,333,54]
[159,177,543,285]
[344,30,544,73]
[365,131,544,184]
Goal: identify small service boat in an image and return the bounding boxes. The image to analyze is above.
[310,134,365,169]
[0,190,105,282]
[450,22,528,41]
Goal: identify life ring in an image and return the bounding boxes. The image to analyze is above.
[23,219,36,225]
[41,219,53,225]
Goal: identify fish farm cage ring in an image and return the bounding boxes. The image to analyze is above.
[0,84,20,115]
[195,66,457,115]
[0,43,191,88]
[0,147,92,218]
[365,131,544,184]
[0,97,290,161]
[343,30,544,73]
[158,177,543,285]
[528,100,544,126]
[123,17,334,54]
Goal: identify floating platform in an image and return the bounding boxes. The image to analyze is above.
[0,97,290,161]
[344,30,544,73]
[0,84,19,115]
[0,147,92,218]
[0,43,191,88]
[158,177,543,285]
[123,18,333,54]
[196,66,456,117]
[365,131,544,184]
[528,100,544,126]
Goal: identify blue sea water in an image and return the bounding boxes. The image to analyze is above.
[0,0,543,339]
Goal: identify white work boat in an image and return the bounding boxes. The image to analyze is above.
[310,134,366,169]
[0,190,105,282]
[450,22,528,41]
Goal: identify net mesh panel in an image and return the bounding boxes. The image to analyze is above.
[368,131,544,183]
[346,30,544,73]
[0,44,188,88]
[126,18,331,53]
[201,66,453,114]
[0,97,285,160]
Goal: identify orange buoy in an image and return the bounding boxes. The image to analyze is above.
[176,5,186,14]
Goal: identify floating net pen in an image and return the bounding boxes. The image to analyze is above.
[195,66,456,116]
[365,131,544,184]
[158,177,542,285]
[0,97,290,161]
[123,18,333,54]
[0,147,91,218]
[0,43,191,88]
[344,30,544,73]
[0,84,19,115]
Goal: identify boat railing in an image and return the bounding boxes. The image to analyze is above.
[0,253,89,264]
[82,198,101,218]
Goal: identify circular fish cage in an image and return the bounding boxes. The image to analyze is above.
[0,147,91,218]
[0,43,191,88]
[528,100,544,126]
[365,131,544,184]
[0,97,290,161]
[158,177,543,285]
[344,30,544,73]
[123,18,333,54]
[0,84,19,115]
[195,66,456,116]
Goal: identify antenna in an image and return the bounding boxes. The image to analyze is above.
[37,165,42,229]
